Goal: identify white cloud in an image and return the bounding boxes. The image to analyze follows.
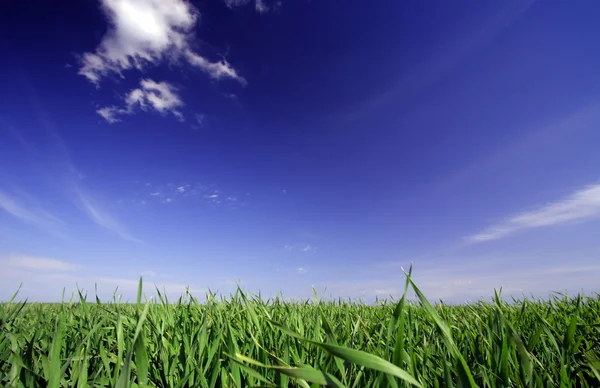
[97,79,184,123]
[80,0,196,83]
[79,0,246,89]
[4,255,80,271]
[468,184,600,242]
[297,267,306,274]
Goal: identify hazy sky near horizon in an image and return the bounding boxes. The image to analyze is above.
[1,0,600,303]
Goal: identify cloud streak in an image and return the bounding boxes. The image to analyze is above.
[468,183,600,242]
[77,190,142,243]
[0,190,67,238]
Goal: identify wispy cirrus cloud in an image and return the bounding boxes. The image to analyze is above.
[0,190,67,238]
[467,183,600,243]
[77,190,142,243]
[79,0,245,85]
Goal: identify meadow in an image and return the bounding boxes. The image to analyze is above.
[1,270,599,387]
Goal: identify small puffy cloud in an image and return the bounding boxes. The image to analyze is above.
[97,107,122,123]
[467,183,600,243]
[297,267,306,274]
[97,79,184,122]
[223,0,271,14]
[203,191,221,203]
[4,254,80,271]
[127,79,184,118]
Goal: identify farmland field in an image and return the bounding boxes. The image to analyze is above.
[1,274,599,387]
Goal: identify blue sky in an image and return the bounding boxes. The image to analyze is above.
[1,0,600,303]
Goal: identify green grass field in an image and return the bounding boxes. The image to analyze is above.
[2,271,599,387]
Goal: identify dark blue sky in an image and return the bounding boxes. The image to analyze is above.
[1,0,600,302]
